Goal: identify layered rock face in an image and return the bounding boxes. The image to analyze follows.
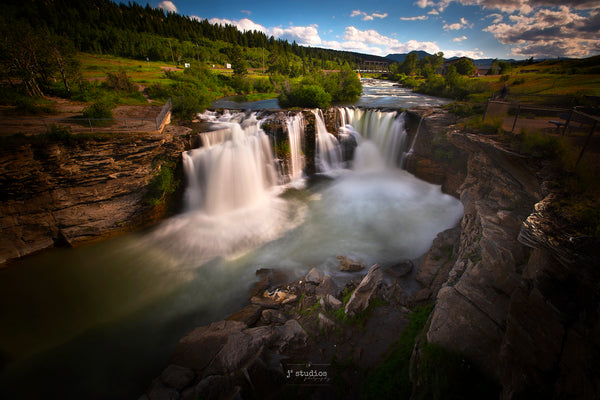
[0,128,192,264]
[408,110,600,399]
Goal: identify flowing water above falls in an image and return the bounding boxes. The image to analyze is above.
[0,108,463,400]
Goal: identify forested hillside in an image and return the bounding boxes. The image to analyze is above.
[1,0,385,70]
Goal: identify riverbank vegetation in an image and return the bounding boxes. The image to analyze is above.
[0,0,378,116]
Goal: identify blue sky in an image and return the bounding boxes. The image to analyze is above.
[150,0,600,60]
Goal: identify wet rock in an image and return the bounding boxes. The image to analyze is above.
[170,320,247,371]
[318,313,336,330]
[344,264,383,317]
[414,288,432,303]
[250,296,280,309]
[323,294,342,311]
[147,379,180,400]
[260,309,288,325]
[204,327,270,376]
[226,304,263,326]
[315,275,339,299]
[305,268,324,284]
[0,133,191,264]
[160,364,195,391]
[195,376,240,400]
[386,260,414,278]
[273,319,308,352]
[338,255,365,272]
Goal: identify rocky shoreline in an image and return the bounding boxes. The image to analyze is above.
[140,257,424,400]
[141,107,599,399]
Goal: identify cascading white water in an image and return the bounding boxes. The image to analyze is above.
[338,107,409,170]
[183,113,278,214]
[286,113,305,181]
[313,110,343,172]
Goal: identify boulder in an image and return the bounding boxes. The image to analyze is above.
[203,327,271,376]
[318,313,336,330]
[337,255,365,272]
[170,320,247,371]
[260,309,288,325]
[305,268,324,284]
[226,304,263,326]
[320,294,342,311]
[147,379,180,400]
[315,275,339,299]
[194,376,240,400]
[160,364,195,391]
[344,264,383,317]
[273,319,308,352]
[386,260,414,278]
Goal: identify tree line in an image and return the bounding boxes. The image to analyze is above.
[1,0,375,67]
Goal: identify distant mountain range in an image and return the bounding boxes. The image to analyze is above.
[385,51,517,66]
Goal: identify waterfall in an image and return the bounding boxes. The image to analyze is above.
[286,113,305,182]
[401,115,424,169]
[183,112,279,215]
[313,110,343,173]
[340,108,408,170]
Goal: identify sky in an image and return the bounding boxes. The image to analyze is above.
[149,0,600,60]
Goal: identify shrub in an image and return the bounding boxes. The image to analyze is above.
[82,100,114,119]
[145,159,179,208]
[103,69,138,93]
[279,84,332,108]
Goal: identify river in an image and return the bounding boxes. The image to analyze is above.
[0,84,460,399]
[210,78,450,110]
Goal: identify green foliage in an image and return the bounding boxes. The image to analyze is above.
[43,124,75,143]
[279,84,332,108]
[145,159,180,208]
[82,100,114,119]
[454,58,476,76]
[362,304,434,400]
[517,129,570,160]
[414,343,500,400]
[463,116,503,135]
[103,69,138,93]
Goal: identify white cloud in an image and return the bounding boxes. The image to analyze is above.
[158,1,177,13]
[484,5,600,58]
[400,15,429,21]
[443,17,471,30]
[487,13,503,24]
[453,35,468,42]
[350,10,388,21]
[208,17,268,33]
[442,48,485,58]
[241,10,251,15]
[272,25,322,45]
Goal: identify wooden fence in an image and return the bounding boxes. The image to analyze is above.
[483,99,599,166]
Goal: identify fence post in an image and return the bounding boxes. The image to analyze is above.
[511,103,521,133]
[482,99,490,122]
[89,119,93,133]
[575,120,597,167]
[562,108,574,136]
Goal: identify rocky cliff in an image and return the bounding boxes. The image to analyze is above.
[0,126,194,265]
[406,109,600,399]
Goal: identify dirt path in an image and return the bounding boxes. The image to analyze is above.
[0,97,163,136]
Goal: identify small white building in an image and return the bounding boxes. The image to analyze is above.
[226,63,232,69]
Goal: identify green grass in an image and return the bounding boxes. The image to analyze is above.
[361,304,434,400]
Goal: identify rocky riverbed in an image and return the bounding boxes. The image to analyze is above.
[140,107,599,399]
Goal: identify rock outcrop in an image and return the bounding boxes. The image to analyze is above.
[0,127,192,264]
[409,110,600,399]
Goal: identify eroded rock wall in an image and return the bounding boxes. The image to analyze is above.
[410,110,600,399]
[0,129,192,264]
